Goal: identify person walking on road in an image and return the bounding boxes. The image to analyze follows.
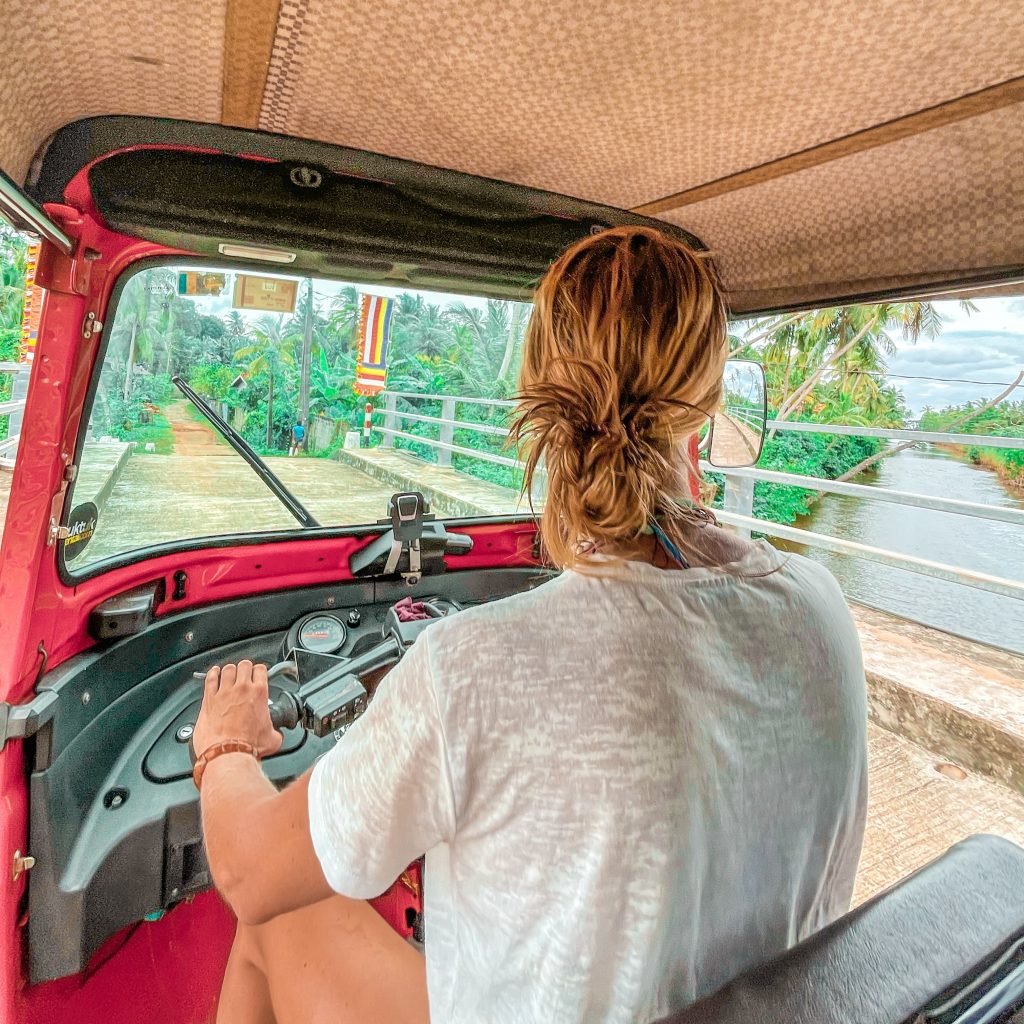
[289,420,305,456]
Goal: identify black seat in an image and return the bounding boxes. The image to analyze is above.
[659,834,1024,1024]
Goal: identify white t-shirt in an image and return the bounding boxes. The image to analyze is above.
[308,542,868,1023]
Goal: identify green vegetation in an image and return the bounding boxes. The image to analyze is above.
[723,303,946,523]
[0,226,27,439]
[920,400,1024,492]
[4,230,1011,523]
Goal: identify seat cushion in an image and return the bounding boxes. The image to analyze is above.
[659,834,1024,1024]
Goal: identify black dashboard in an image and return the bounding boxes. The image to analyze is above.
[26,566,553,983]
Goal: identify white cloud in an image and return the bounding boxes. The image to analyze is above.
[886,298,1024,413]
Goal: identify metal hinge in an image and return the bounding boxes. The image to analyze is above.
[47,518,70,546]
[82,311,103,340]
[0,690,58,751]
[12,850,35,882]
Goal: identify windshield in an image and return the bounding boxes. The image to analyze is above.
[64,263,532,572]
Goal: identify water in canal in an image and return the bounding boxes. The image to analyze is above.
[782,446,1024,654]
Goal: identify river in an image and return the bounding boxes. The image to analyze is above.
[780,446,1024,654]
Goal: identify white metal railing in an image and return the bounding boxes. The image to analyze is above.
[713,511,1024,602]
[701,463,1024,527]
[0,361,26,468]
[377,392,514,468]
[767,419,1024,449]
[369,391,1024,604]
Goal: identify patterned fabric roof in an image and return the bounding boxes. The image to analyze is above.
[2,0,1022,312]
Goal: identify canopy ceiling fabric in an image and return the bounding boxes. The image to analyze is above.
[1,0,1022,312]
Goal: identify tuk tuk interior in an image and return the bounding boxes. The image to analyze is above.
[1,4,1023,1022]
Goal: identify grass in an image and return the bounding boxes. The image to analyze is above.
[119,410,176,454]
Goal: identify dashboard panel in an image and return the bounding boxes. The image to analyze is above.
[26,567,554,983]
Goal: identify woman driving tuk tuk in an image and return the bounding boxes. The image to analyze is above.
[191,225,868,1023]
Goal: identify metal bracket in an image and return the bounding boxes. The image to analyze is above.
[82,312,103,341]
[383,492,427,583]
[12,850,35,882]
[47,518,70,546]
[0,690,58,751]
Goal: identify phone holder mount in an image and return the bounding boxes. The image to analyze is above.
[349,492,472,584]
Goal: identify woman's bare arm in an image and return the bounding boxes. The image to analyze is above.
[200,757,334,925]
[192,660,334,924]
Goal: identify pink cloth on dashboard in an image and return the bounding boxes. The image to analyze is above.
[393,597,431,621]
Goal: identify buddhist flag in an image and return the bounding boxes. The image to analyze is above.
[354,294,395,395]
[18,242,42,365]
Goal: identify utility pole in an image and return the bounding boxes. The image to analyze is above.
[266,369,274,449]
[299,278,313,452]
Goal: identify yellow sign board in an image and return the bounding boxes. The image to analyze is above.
[232,275,298,314]
[178,271,227,297]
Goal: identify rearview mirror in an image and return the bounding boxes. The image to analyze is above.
[704,359,767,468]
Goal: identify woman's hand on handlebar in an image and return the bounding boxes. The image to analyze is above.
[193,660,284,760]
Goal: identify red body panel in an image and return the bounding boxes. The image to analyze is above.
[0,205,182,1023]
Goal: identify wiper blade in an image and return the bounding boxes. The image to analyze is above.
[171,376,321,529]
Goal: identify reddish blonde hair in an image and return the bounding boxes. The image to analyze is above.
[511,226,727,570]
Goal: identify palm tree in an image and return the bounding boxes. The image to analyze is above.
[327,286,361,356]
[753,302,952,431]
[235,315,300,447]
[108,274,165,399]
[222,311,251,359]
[446,300,529,394]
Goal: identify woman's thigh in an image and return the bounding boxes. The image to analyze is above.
[223,894,429,1024]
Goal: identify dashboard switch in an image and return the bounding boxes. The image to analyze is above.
[347,609,361,627]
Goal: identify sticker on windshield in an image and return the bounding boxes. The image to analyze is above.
[63,502,98,562]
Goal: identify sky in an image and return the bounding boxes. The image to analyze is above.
[886,298,1024,414]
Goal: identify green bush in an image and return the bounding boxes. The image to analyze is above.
[706,427,881,525]
[921,400,1024,487]
[188,362,239,401]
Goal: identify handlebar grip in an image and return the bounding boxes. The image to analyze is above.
[269,691,302,731]
[444,532,473,555]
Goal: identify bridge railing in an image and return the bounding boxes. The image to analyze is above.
[0,361,25,468]
[370,391,1024,604]
[376,391,518,469]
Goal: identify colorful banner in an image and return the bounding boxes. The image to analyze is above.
[354,294,395,395]
[18,242,42,365]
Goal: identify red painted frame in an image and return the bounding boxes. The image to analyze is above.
[0,144,702,1023]
[0,165,543,1021]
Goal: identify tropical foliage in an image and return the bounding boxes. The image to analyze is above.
[2,239,1011,521]
[0,226,28,438]
[920,399,1024,492]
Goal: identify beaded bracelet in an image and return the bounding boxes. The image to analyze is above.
[192,740,261,790]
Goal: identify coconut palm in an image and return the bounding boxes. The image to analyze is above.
[446,300,529,394]
[235,315,301,447]
[326,286,361,355]
[222,311,251,358]
[108,273,167,398]
[751,301,956,430]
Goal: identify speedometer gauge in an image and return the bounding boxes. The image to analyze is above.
[295,613,347,654]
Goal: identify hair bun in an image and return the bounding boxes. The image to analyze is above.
[510,225,727,569]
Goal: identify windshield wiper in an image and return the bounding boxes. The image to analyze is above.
[171,376,321,528]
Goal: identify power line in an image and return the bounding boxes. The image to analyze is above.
[840,370,1024,387]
